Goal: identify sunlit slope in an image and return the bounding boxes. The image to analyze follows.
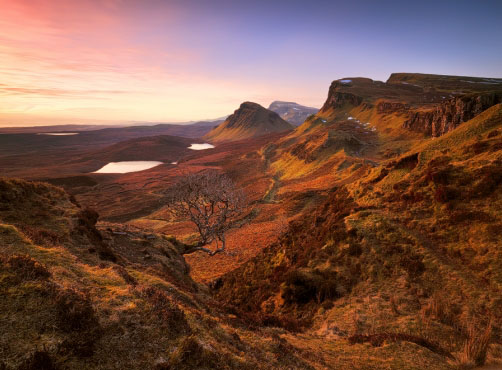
[204,102,293,143]
[215,101,502,369]
[269,74,502,182]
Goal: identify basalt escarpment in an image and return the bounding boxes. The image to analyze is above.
[404,92,502,136]
[320,91,363,112]
[376,101,411,114]
[319,80,367,113]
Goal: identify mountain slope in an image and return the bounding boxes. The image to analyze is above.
[204,102,293,143]
[268,101,319,126]
[0,177,326,369]
[215,103,502,368]
[266,74,502,182]
[4,73,502,369]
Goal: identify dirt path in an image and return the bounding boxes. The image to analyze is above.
[262,175,280,203]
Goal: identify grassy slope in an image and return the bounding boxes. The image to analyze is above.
[0,178,328,370]
[3,75,502,369]
[215,104,502,368]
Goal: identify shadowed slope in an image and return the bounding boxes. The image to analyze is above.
[0,177,322,369]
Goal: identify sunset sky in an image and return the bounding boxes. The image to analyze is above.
[1,0,501,126]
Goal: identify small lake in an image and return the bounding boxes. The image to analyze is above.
[93,161,163,174]
[37,133,79,136]
[188,143,214,150]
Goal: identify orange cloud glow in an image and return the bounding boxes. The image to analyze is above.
[0,0,303,126]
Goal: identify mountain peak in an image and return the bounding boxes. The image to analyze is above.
[268,101,319,126]
[203,102,293,142]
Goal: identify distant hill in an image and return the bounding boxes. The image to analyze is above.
[91,120,222,140]
[0,119,222,137]
[0,124,123,133]
[268,101,319,126]
[78,135,197,166]
[204,102,293,142]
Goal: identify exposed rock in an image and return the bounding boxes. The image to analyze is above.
[320,80,367,113]
[377,101,410,114]
[321,91,363,112]
[404,92,502,136]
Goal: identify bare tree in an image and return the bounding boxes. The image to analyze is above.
[164,170,246,256]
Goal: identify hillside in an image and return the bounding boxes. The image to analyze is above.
[0,120,222,136]
[0,177,331,369]
[0,121,222,179]
[265,74,502,183]
[213,93,502,367]
[3,73,502,369]
[268,101,319,126]
[75,135,198,169]
[204,102,293,142]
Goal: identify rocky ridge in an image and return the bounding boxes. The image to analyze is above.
[404,92,502,136]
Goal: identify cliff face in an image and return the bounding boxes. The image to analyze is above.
[404,92,502,136]
[376,101,410,114]
[319,80,367,113]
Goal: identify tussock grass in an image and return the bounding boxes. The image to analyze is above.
[454,320,493,367]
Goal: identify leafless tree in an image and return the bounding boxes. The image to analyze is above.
[164,170,246,256]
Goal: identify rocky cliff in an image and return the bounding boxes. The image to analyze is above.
[404,92,502,136]
[376,101,411,114]
[319,79,366,113]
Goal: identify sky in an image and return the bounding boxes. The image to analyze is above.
[0,0,501,126]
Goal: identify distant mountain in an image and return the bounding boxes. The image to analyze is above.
[268,101,319,126]
[0,124,122,133]
[204,102,293,142]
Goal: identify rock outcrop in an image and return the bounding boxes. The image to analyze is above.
[319,79,372,113]
[377,101,411,114]
[404,92,502,136]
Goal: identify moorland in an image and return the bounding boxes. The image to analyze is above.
[1,72,502,369]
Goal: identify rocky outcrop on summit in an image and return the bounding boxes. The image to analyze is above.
[404,92,502,136]
[204,102,293,142]
[321,91,363,112]
[268,101,319,126]
[320,80,365,113]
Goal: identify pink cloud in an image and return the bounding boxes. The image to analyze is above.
[0,0,306,124]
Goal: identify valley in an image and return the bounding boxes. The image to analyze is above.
[3,1,502,368]
[1,73,502,369]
